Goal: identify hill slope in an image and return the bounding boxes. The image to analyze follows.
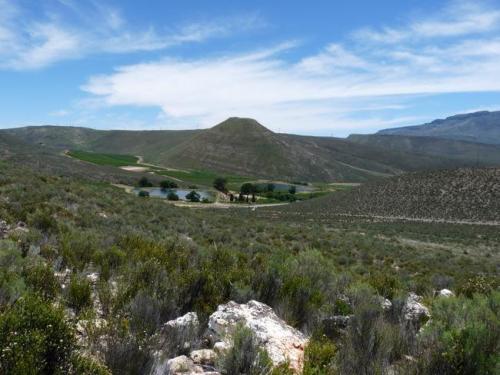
[0,132,157,185]
[155,118,471,181]
[286,168,500,222]
[4,116,499,182]
[378,111,500,144]
[347,134,500,167]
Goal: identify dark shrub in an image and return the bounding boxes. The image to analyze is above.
[160,180,178,189]
[368,272,401,299]
[303,336,337,375]
[138,190,150,198]
[67,276,92,314]
[27,208,57,233]
[338,287,394,374]
[219,324,272,375]
[186,191,201,202]
[213,177,228,192]
[71,354,111,374]
[23,263,60,300]
[457,275,495,298]
[138,177,153,187]
[167,191,179,201]
[0,295,75,374]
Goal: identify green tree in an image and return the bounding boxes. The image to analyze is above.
[138,190,149,198]
[213,177,228,193]
[138,177,152,187]
[160,180,178,190]
[167,191,179,201]
[240,183,256,202]
[186,191,201,202]
[288,185,297,194]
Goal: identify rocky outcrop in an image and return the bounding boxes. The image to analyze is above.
[151,312,201,375]
[189,349,216,366]
[150,301,308,374]
[208,300,308,373]
[164,355,204,374]
[403,293,430,327]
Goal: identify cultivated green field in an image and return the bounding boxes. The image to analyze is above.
[157,169,253,189]
[67,150,140,167]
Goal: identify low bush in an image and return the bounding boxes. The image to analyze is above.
[414,292,500,375]
[457,275,495,298]
[219,324,272,375]
[0,295,75,374]
[67,276,92,314]
[303,336,337,375]
[23,263,60,300]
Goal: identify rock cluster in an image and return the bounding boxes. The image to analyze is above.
[403,293,431,328]
[151,300,308,375]
[209,300,308,372]
[150,295,434,375]
[0,220,28,239]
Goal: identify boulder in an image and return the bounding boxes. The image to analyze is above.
[165,312,199,331]
[164,355,203,374]
[208,300,308,373]
[150,313,200,375]
[189,349,217,366]
[380,297,393,310]
[0,220,9,238]
[403,293,430,326]
[213,341,229,355]
[437,289,455,298]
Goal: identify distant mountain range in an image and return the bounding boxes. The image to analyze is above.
[377,110,500,144]
[2,111,500,182]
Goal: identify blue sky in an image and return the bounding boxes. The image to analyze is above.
[1,0,500,136]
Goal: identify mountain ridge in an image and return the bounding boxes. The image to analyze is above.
[377,110,500,144]
[3,114,500,182]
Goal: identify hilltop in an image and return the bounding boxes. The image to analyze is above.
[378,111,500,144]
[156,117,411,181]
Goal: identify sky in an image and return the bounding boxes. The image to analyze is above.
[1,0,500,136]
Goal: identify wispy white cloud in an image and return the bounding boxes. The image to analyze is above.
[355,0,500,43]
[0,1,262,70]
[81,0,500,134]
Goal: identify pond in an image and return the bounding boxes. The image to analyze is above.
[134,188,213,201]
